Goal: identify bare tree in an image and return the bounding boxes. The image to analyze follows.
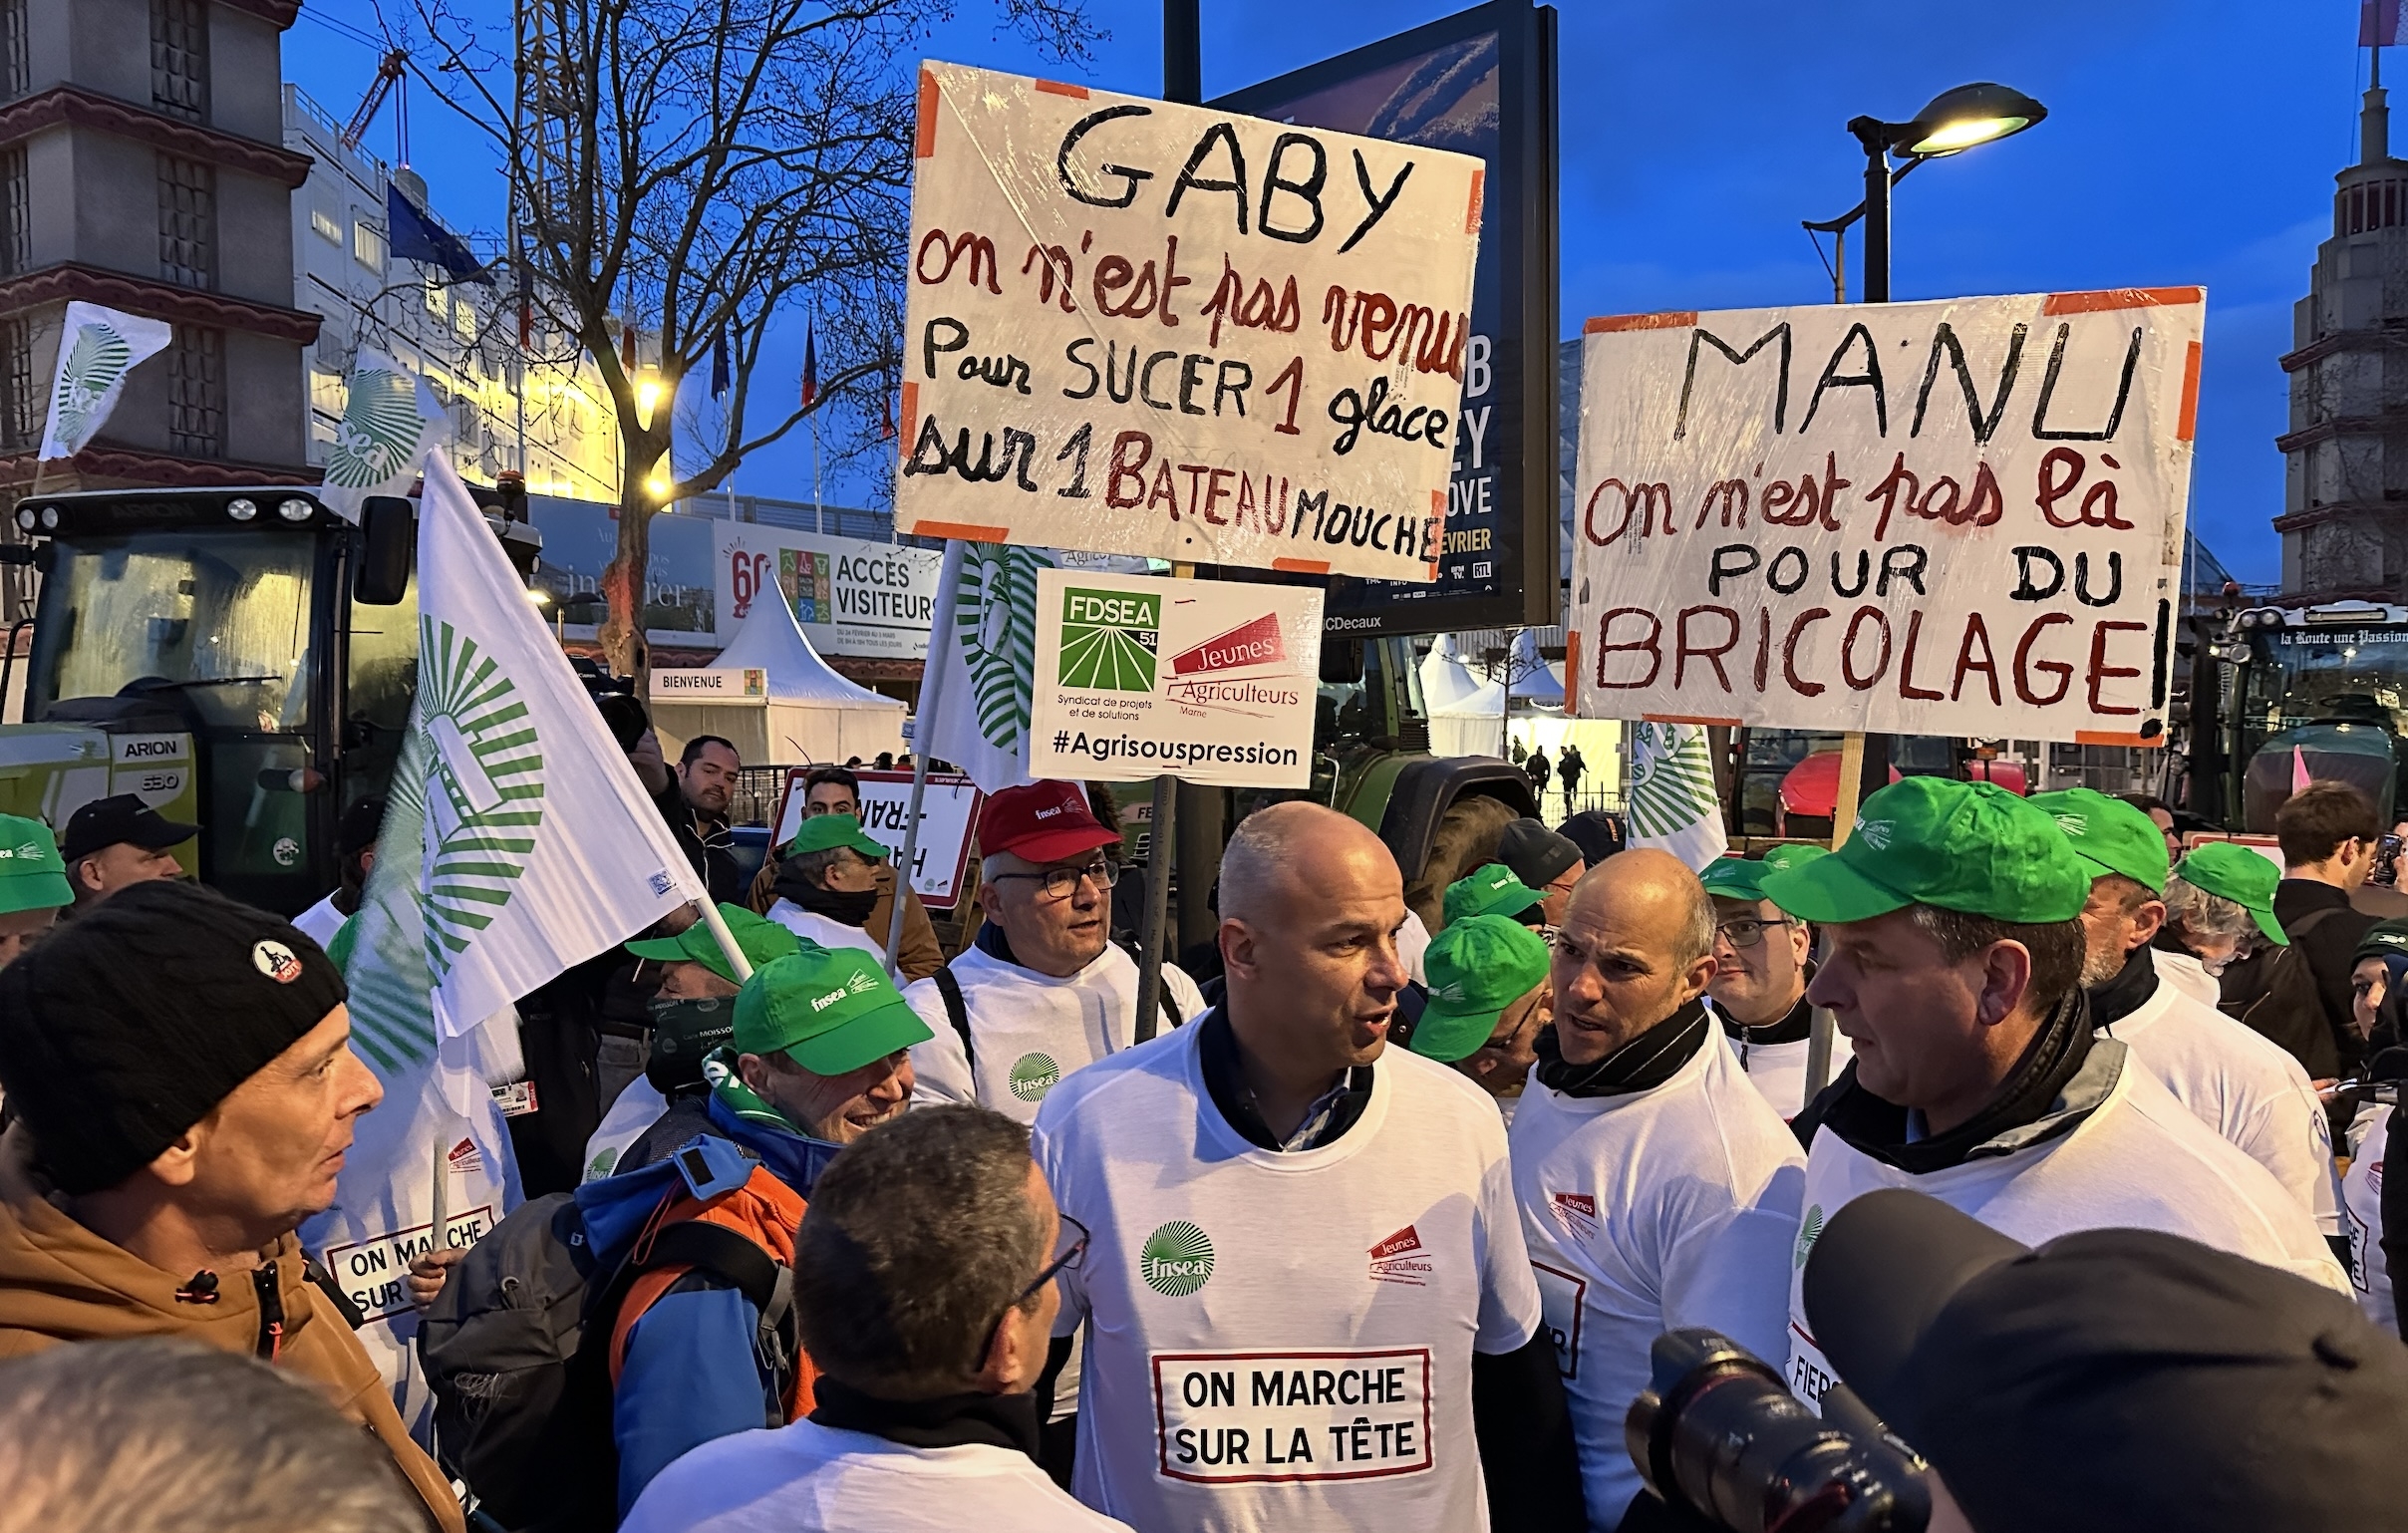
[399,0,1091,674]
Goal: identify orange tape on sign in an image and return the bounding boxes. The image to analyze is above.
[914,70,938,158]
[1035,79,1089,98]
[900,381,918,434]
[1644,713,1741,728]
[913,521,1010,543]
[2040,287,2204,315]
[1272,557,1331,575]
[1586,311,1698,334]
[2076,731,2166,749]
[1466,168,1485,234]
[2177,341,2203,443]
[1564,630,1581,716]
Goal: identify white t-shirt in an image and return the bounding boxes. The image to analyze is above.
[2106,978,2341,1235]
[1396,908,1432,986]
[2151,946,2224,1010]
[765,901,886,959]
[292,892,345,949]
[1510,1028,1806,1522]
[1707,998,1856,1121]
[1034,1022,1542,1533]
[1784,1040,2348,1409]
[2343,1105,2397,1332]
[620,1417,1133,1533]
[906,941,1206,1125]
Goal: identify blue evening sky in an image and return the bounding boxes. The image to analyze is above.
[286,0,2376,586]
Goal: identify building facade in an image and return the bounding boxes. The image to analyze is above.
[2277,77,2408,600]
[282,84,623,504]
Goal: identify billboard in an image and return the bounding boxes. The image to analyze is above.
[1216,0,1559,636]
[715,521,942,658]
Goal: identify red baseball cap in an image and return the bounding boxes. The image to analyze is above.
[979,780,1120,865]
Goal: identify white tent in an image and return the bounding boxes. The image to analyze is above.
[1506,629,1565,707]
[652,596,907,766]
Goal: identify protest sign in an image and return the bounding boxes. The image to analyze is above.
[1566,289,2203,745]
[893,62,1484,578]
[772,766,983,910]
[1028,568,1321,788]
[715,521,942,656]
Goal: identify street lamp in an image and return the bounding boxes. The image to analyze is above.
[1803,83,2047,302]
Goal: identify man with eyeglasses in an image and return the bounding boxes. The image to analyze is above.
[906,779,1204,1480]
[623,1106,1135,1533]
[1700,844,1853,1121]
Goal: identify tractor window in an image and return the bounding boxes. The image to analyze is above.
[30,529,315,730]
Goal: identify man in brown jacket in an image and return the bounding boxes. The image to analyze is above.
[749,766,943,981]
[0,880,462,1533]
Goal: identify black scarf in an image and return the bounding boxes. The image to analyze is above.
[1534,998,1709,1098]
[773,863,878,927]
[1801,987,2096,1174]
[1718,971,1815,1049]
[2087,943,2161,1032]
[808,1377,1043,1459]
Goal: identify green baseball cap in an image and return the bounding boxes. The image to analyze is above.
[0,814,69,915]
[1760,777,2089,926]
[2353,918,2408,968]
[625,904,804,984]
[2026,787,2169,894]
[1444,863,1546,925]
[783,812,889,860]
[1412,915,1553,1064]
[734,946,932,1076]
[2172,842,2288,946]
[1700,844,1831,903]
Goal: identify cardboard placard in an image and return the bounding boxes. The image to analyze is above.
[772,767,983,910]
[1566,289,2204,746]
[894,62,1484,578]
[1027,569,1322,788]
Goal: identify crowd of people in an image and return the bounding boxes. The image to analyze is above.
[3,707,2408,1532]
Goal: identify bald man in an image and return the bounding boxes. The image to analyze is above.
[1034,803,1585,1533]
[1512,851,1806,1527]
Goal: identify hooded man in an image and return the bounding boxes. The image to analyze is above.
[0,880,459,1532]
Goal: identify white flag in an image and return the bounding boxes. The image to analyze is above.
[319,350,449,521]
[1625,722,1729,872]
[38,302,172,460]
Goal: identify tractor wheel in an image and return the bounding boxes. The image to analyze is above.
[1404,791,1524,935]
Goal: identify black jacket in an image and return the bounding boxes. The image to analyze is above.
[2226,880,2374,1073]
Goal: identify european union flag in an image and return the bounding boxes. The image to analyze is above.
[387,182,491,285]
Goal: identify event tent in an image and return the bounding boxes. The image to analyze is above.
[651,594,907,766]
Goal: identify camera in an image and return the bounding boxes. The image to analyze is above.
[1624,1329,1930,1533]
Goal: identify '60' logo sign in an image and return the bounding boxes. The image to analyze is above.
[729,549,774,619]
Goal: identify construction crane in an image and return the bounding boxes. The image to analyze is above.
[342,49,410,153]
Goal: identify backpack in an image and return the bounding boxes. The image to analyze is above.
[2225,906,2344,1080]
[931,937,1184,1068]
[418,1138,803,1533]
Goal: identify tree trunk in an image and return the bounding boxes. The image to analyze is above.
[601,481,652,688]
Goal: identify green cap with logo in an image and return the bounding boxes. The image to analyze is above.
[1760,777,2089,926]
[735,946,932,1076]
[1444,863,1546,925]
[1701,844,1831,903]
[1412,915,1552,1064]
[2172,841,2288,947]
[2354,917,2408,968]
[625,904,805,984]
[0,813,69,915]
[783,811,889,861]
[2026,787,2169,894]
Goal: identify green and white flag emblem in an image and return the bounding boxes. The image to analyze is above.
[319,350,448,521]
[1626,722,1729,872]
[38,302,173,460]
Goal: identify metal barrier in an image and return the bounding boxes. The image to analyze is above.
[732,766,803,829]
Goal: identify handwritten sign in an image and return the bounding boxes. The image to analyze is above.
[894,63,1484,578]
[1028,569,1322,788]
[1566,289,2204,745]
[772,767,983,910]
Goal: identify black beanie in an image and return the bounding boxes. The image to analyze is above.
[0,881,348,1194]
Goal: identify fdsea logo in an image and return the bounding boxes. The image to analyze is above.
[1139,1219,1215,1297]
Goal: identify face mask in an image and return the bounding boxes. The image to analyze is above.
[646,996,736,1093]
[793,882,880,928]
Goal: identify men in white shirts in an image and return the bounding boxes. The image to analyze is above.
[1698,844,1852,1119]
[907,780,1203,1121]
[764,813,892,959]
[1512,850,1805,1528]
[1764,777,2347,1411]
[2030,788,2340,1242]
[1035,802,1584,1532]
[623,1106,1133,1533]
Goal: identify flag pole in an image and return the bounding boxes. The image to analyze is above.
[883,541,965,978]
[694,897,756,984]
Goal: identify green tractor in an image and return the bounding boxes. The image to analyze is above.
[0,480,540,914]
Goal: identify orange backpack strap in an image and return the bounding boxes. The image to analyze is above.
[607,1168,807,1387]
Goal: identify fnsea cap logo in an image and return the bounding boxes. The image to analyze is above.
[252,940,304,985]
[810,986,850,1013]
[1853,820,1892,851]
[0,842,41,860]
[845,970,879,996]
[1139,1219,1215,1297]
[2052,812,2088,837]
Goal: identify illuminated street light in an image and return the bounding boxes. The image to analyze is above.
[1890,83,2048,158]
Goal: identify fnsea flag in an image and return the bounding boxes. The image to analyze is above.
[37,302,172,460]
[1625,722,1729,871]
[317,350,446,522]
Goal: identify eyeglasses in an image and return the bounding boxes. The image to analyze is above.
[990,858,1119,901]
[1714,916,1792,950]
[983,1211,1089,1360]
